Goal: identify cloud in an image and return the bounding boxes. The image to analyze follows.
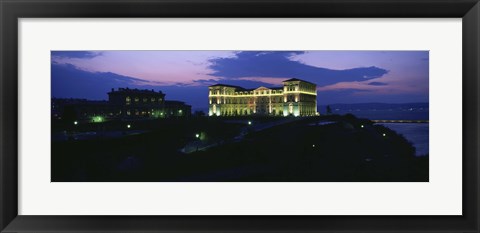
[367,82,388,86]
[52,63,161,100]
[192,79,222,86]
[193,78,278,89]
[208,51,389,87]
[51,63,208,109]
[52,51,103,59]
[237,77,285,86]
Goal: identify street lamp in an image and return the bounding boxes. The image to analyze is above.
[127,124,131,129]
[74,121,78,125]
[248,121,252,125]
[195,133,200,138]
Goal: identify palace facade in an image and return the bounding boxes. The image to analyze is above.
[208,78,317,117]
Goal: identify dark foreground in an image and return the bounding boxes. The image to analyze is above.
[52,115,428,182]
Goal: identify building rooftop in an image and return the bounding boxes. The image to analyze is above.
[165,100,186,104]
[209,84,246,90]
[108,87,163,94]
[210,79,316,90]
[283,78,316,85]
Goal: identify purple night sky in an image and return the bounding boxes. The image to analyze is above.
[51,51,429,111]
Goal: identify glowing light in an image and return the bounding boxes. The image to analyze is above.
[312,144,315,148]
[73,121,78,125]
[209,93,292,97]
[284,91,317,96]
[361,125,364,128]
[383,133,386,137]
[92,116,104,123]
[195,133,200,138]
[248,121,252,125]
[127,124,131,129]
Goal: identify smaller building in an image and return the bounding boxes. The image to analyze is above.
[52,87,191,122]
[108,88,166,119]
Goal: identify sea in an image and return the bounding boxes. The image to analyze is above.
[379,123,429,156]
[322,103,429,156]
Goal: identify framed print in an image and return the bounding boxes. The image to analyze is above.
[1,0,479,232]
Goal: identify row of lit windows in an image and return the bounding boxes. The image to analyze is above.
[217,109,285,116]
[213,97,285,104]
[212,99,289,105]
[294,94,317,102]
[81,111,121,116]
[285,86,297,91]
[125,97,163,102]
[284,83,316,93]
[296,83,316,92]
[125,96,163,105]
[252,90,282,95]
[125,110,183,116]
[209,90,284,96]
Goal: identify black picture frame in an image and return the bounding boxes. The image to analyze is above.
[1,0,479,232]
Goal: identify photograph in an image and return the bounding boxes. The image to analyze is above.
[51,50,429,182]
[3,0,478,231]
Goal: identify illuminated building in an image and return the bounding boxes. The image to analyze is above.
[108,88,166,118]
[208,78,317,117]
[52,88,191,122]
